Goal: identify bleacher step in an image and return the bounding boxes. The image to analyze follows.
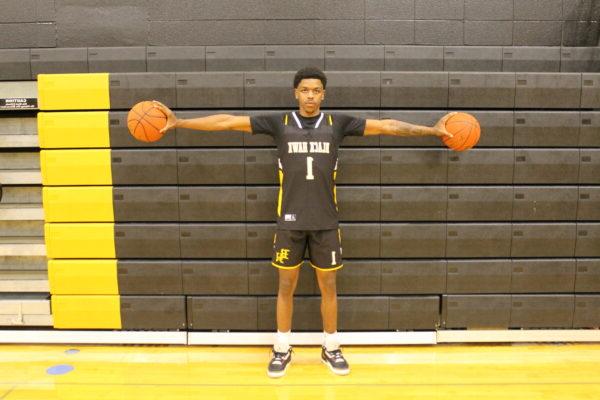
[0,242,46,256]
[0,205,44,220]
[0,171,42,184]
[0,294,51,327]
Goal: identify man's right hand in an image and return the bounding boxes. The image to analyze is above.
[152,100,178,134]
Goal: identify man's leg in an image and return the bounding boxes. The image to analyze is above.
[315,269,337,334]
[268,229,305,378]
[315,268,349,375]
[276,267,301,333]
[272,229,305,336]
[310,229,349,375]
[309,229,342,336]
[268,268,301,378]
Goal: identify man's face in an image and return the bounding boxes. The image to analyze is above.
[294,78,325,114]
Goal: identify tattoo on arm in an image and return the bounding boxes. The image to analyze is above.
[386,120,435,137]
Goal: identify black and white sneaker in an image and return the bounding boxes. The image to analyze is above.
[321,346,350,375]
[267,347,292,378]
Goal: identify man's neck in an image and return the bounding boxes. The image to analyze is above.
[298,109,320,118]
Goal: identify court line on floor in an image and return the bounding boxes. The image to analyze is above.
[1,382,600,388]
[0,386,15,400]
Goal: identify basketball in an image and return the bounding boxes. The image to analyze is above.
[127,101,168,142]
[441,112,481,151]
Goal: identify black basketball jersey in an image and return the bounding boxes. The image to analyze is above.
[250,111,366,230]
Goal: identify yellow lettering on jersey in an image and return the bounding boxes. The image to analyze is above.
[276,248,291,264]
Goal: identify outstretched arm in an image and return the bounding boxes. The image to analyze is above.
[364,112,457,138]
[152,100,252,134]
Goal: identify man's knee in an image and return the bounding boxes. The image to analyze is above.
[278,270,299,296]
[317,271,337,294]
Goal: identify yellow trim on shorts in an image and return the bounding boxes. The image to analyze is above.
[271,260,303,270]
[309,262,344,272]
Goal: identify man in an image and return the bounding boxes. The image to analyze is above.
[153,66,454,378]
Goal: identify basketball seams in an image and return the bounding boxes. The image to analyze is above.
[141,101,155,114]
[128,102,150,142]
[448,123,473,151]
[128,106,146,120]
[142,114,167,132]
[460,119,480,150]
[468,128,481,149]
[444,113,480,151]
[456,125,473,151]
[132,119,146,142]
[139,119,150,142]
[463,123,480,150]
[127,101,167,143]
[141,112,166,141]
[444,123,469,148]
[141,106,167,138]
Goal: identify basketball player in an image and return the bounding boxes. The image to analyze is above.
[153,66,455,378]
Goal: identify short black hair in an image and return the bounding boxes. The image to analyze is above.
[294,67,327,89]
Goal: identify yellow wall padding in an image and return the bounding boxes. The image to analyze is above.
[43,187,114,222]
[45,223,116,259]
[52,295,121,329]
[49,259,118,295]
[40,149,112,186]
[38,73,110,110]
[38,111,110,148]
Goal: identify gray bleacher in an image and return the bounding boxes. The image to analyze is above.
[1,45,599,79]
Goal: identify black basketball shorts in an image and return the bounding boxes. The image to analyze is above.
[271,229,343,271]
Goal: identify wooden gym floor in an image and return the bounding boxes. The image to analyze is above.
[0,343,599,399]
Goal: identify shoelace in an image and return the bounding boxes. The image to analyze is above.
[271,350,290,365]
[327,349,345,363]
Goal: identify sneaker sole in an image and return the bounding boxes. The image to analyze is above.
[321,358,350,376]
[267,361,290,378]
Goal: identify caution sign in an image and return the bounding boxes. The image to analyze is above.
[0,98,38,110]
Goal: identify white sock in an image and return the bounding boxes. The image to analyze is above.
[274,330,291,353]
[324,331,340,352]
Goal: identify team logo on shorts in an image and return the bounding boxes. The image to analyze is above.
[276,248,291,264]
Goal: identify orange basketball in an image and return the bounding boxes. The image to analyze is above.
[441,112,481,151]
[127,101,168,142]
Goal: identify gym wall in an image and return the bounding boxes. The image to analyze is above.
[0,0,599,334]
[0,0,599,48]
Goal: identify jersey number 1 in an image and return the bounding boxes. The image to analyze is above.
[306,156,314,180]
